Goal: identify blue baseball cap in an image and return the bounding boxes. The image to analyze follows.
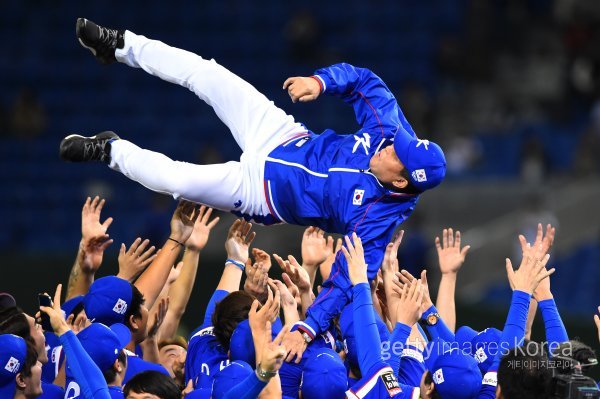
[229,319,281,368]
[340,303,389,369]
[0,334,28,399]
[470,328,502,374]
[62,295,84,319]
[455,326,478,352]
[392,129,446,191]
[212,361,253,399]
[424,339,482,399]
[301,348,347,399]
[77,323,131,372]
[84,276,133,325]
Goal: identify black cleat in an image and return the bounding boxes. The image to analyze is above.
[60,131,120,163]
[76,18,124,65]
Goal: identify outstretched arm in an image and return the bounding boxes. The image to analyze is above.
[285,63,414,138]
[66,196,114,300]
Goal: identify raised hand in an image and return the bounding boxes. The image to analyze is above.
[271,278,297,311]
[382,230,404,276]
[283,76,321,103]
[117,238,157,282]
[301,227,331,267]
[506,248,555,295]
[519,223,555,259]
[39,284,70,336]
[273,254,311,294]
[320,237,342,281]
[169,201,201,244]
[435,228,470,275]
[80,196,114,273]
[341,233,368,286]
[244,262,269,303]
[147,297,169,339]
[397,269,433,312]
[256,322,289,380]
[185,205,220,252]
[390,278,424,326]
[225,219,256,263]
[252,248,272,272]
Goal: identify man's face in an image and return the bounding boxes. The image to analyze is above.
[26,314,48,364]
[369,144,406,187]
[158,344,186,380]
[22,360,43,397]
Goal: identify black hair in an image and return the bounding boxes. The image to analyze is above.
[124,283,145,330]
[211,291,254,350]
[398,168,423,195]
[20,340,39,378]
[497,345,553,399]
[0,307,31,340]
[69,302,85,319]
[123,370,181,399]
[551,340,598,375]
[102,349,127,385]
[423,370,442,399]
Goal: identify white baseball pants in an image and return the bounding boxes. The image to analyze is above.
[109,31,306,218]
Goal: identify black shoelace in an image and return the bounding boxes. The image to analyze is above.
[97,26,118,49]
[83,139,108,161]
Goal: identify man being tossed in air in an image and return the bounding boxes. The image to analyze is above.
[60,19,446,360]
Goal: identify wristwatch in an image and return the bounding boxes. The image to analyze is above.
[256,363,278,381]
[426,312,441,326]
[301,331,313,344]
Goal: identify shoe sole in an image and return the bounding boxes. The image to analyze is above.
[76,18,98,57]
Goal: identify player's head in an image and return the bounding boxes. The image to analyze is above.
[0,307,48,364]
[212,291,255,350]
[421,339,482,399]
[124,370,181,399]
[0,334,42,399]
[76,322,130,385]
[212,361,253,399]
[370,129,446,193]
[497,344,552,399]
[83,276,148,344]
[158,336,187,383]
[300,348,347,399]
[456,327,502,375]
[551,340,598,376]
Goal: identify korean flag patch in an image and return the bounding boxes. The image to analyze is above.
[5,357,20,373]
[380,371,402,396]
[411,169,427,183]
[353,189,365,206]
[112,299,128,315]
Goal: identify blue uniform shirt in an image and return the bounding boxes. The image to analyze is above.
[122,351,170,385]
[185,326,230,390]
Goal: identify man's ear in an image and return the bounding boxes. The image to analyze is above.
[422,379,435,398]
[113,358,122,374]
[391,176,409,190]
[15,372,26,390]
[128,314,139,332]
[496,384,502,398]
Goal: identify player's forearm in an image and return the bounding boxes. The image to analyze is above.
[299,291,314,318]
[436,273,457,332]
[66,243,94,300]
[216,263,244,292]
[282,303,300,325]
[161,249,200,339]
[302,263,319,288]
[140,335,160,364]
[135,239,182,309]
[524,298,537,341]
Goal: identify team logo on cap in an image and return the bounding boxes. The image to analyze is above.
[412,169,427,183]
[433,369,445,384]
[4,357,20,373]
[416,139,430,150]
[353,189,365,205]
[474,347,488,363]
[112,299,128,315]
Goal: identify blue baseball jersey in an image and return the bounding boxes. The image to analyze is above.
[185,326,230,390]
[347,363,420,399]
[108,386,124,399]
[39,382,64,399]
[42,332,63,384]
[263,63,419,280]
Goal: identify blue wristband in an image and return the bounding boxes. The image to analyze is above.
[226,258,245,271]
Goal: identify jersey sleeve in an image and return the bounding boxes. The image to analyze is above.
[420,305,455,342]
[59,331,111,399]
[538,298,568,355]
[314,63,415,139]
[352,283,385,373]
[222,372,268,399]
[189,289,229,338]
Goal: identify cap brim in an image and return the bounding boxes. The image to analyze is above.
[424,338,453,371]
[109,323,132,349]
[392,127,414,167]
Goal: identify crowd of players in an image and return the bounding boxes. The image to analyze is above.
[0,197,599,399]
